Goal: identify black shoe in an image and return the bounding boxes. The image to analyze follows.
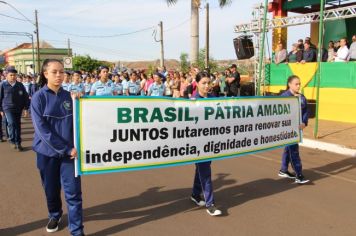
[16,144,24,151]
[206,205,222,216]
[295,175,310,184]
[278,170,296,179]
[46,217,61,233]
[190,194,205,207]
[0,138,5,142]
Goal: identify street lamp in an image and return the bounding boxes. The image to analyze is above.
[0,1,41,72]
[0,31,36,73]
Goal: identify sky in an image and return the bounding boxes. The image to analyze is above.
[0,0,310,62]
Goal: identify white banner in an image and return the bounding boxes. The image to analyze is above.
[74,96,301,175]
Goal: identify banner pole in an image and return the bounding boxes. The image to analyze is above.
[73,96,79,177]
[313,0,325,139]
[257,0,268,96]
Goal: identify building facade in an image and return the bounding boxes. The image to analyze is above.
[1,41,71,74]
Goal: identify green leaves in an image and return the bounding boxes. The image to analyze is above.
[72,55,111,72]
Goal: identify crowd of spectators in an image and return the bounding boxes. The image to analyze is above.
[273,35,356,64]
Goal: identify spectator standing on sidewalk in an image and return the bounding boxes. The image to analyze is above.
[225,64,240,97]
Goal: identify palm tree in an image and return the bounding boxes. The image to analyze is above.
[166,0,232,64]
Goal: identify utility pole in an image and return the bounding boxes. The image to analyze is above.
[205,3,209,70]
[35,10,41,73]
[159,21,164,68]
[67,38,71,56]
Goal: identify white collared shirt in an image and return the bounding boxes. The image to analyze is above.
[8,81,16,87]
[335,46,349,62]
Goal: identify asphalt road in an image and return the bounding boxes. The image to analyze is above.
[1,118,356,236]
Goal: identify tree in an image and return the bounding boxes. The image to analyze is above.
[167,0,232,64]
[180,49,219,73]
[147,64,156,75]
[72,55,101,72]
[179,52,190,73]
[197,48,218,72]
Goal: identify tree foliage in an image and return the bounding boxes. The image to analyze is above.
[147,64,156,75]
[72,55,101,72]
[180,49,219,73]
[197,48,218,72]
[179,53,190,73]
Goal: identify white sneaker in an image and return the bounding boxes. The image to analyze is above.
[295,175,310,184]
[46,217,61,233]
[206,205,222,216]
[191,194,206,207]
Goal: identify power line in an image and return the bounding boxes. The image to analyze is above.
[60,0,112,19]
[40,22,155,38]
[0,12,28,22]
[71,44,152,61]
[0,1,35,25]
[164,18,190,32]
[163,6,205,33]
[40,38,154,60]
[69,41,153,59]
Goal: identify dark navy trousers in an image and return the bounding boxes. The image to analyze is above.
[192,161,215,207]
[281,144,303,177]
[4,111,21,144]
[37,153,83,236]
[0,114,7,139]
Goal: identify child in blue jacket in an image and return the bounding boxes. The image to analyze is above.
[31,59,84,235]
[278,75,310,184]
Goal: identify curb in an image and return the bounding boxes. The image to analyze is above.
[301,138,356,157]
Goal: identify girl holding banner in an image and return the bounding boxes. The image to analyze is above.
[278,75,310,184]
[31,59,84,235]
[190,71,222,216]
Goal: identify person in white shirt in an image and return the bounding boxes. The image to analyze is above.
[334,38,349,62]
[349,35,356,61]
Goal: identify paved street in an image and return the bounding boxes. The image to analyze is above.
[1,118,356,236]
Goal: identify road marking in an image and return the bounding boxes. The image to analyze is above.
[250,153,356,184]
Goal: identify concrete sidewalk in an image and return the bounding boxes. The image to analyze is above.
[302,119,356,157]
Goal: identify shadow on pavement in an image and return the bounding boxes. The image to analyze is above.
[1,158,356,235]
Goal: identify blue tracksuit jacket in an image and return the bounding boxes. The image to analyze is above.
[31,85,74,158]
[281,90,309,126]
